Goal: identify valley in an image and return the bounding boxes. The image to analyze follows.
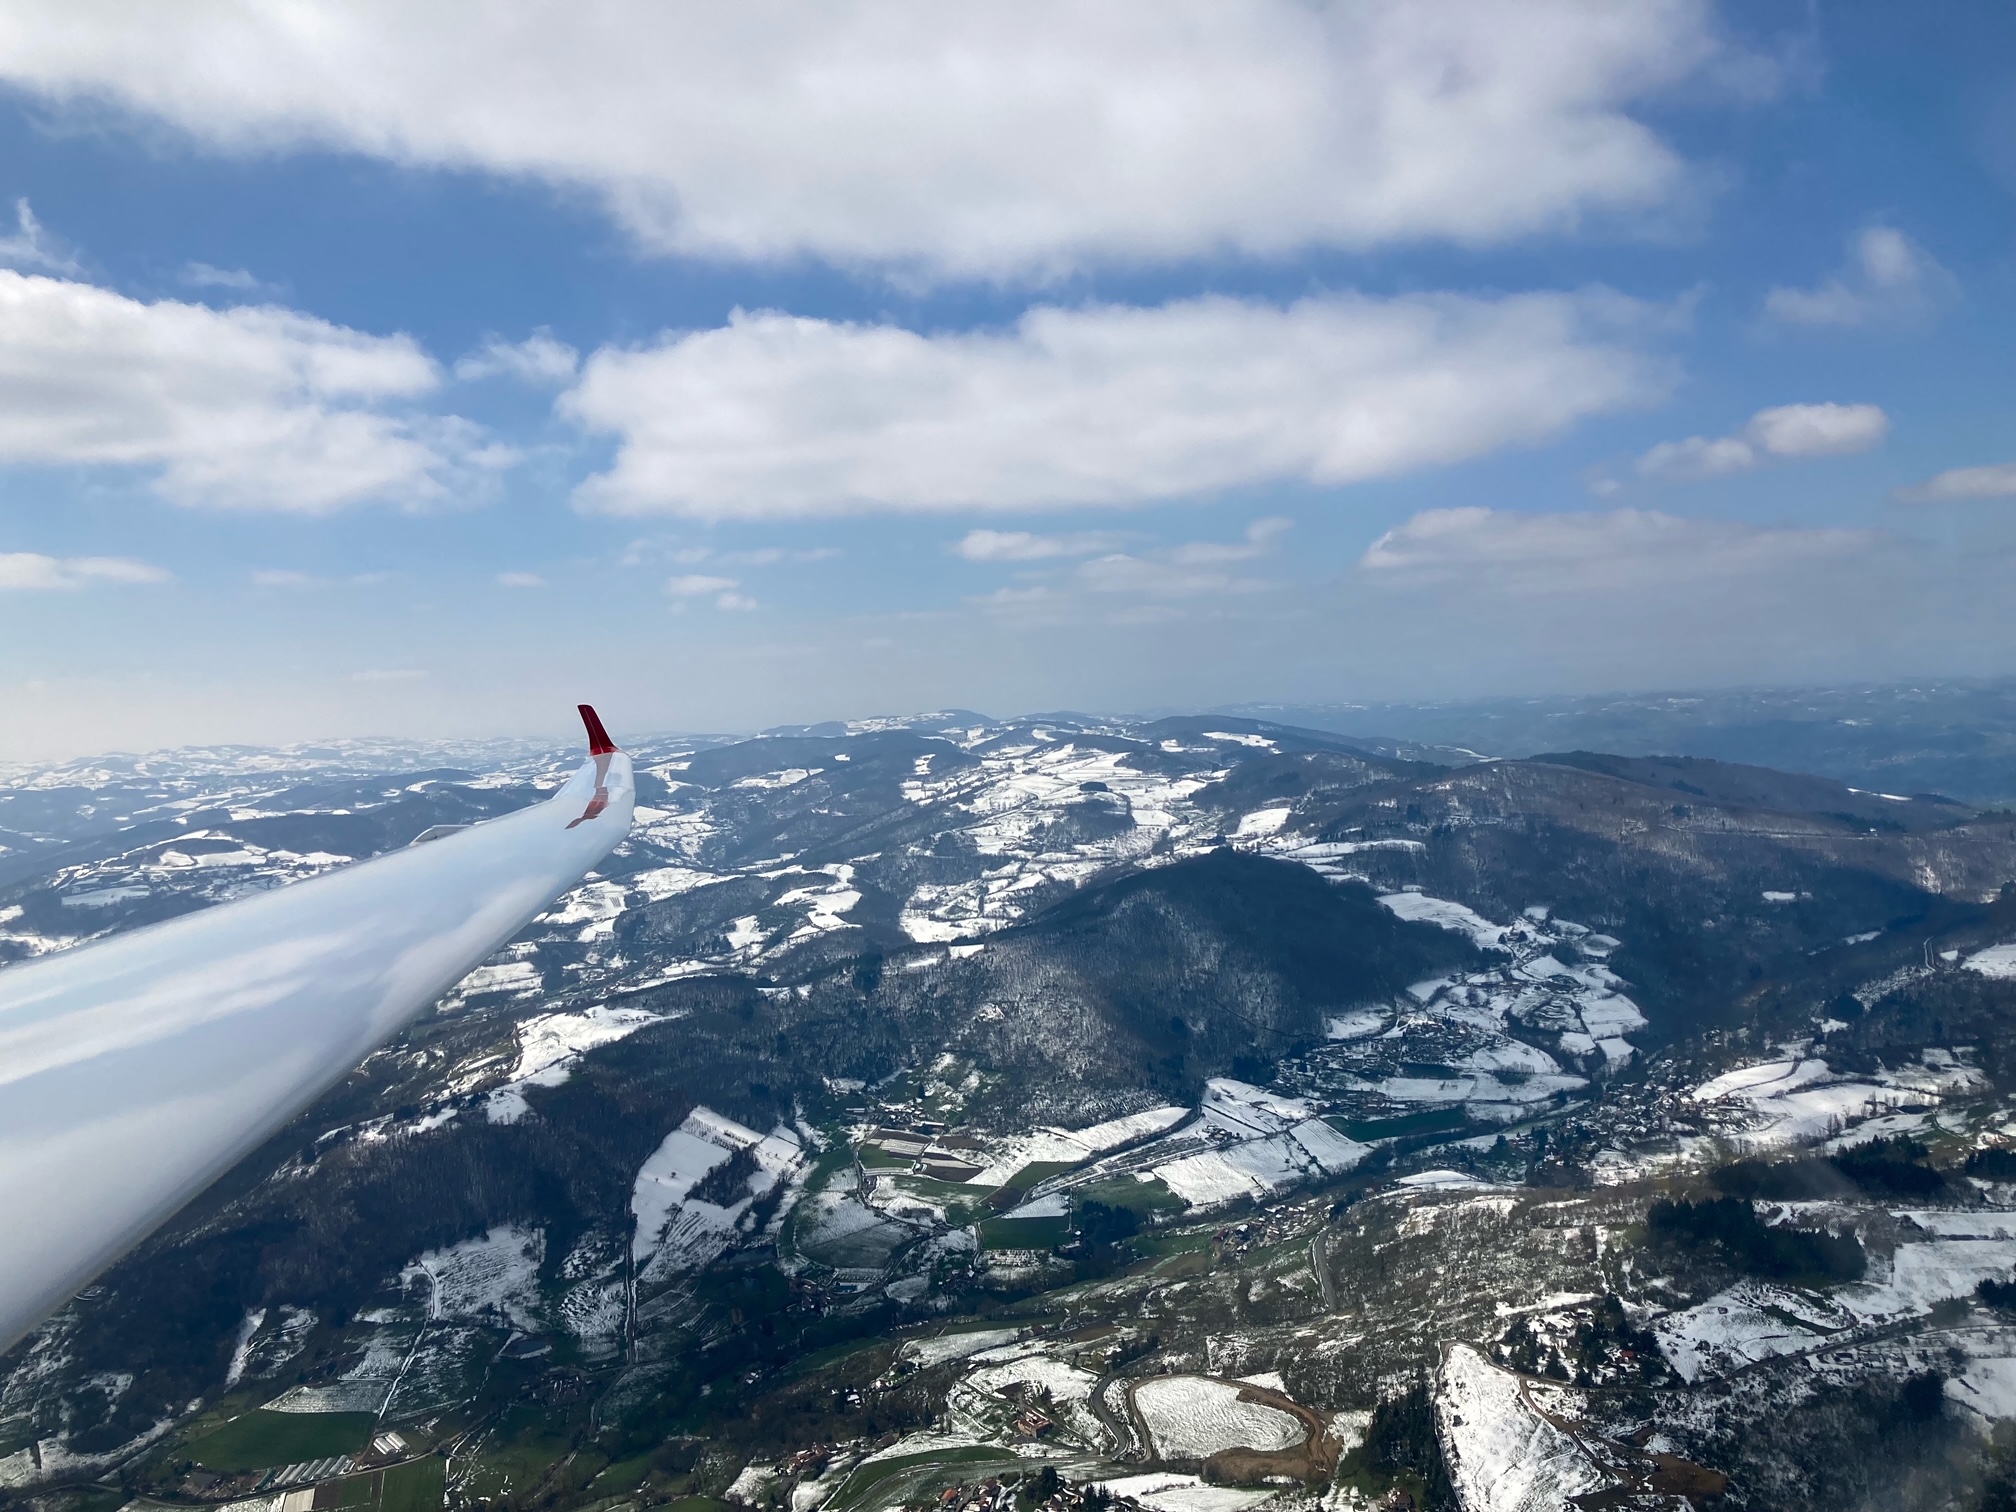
[5,701,2016,1512]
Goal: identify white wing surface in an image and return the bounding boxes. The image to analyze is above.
[0,709,635,1352]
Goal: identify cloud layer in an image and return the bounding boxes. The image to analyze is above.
[565,292,1668,518]
[0,0,1742,281]
[0,271,504,510]
[1362,505,1877,590]
[0,552,168,590]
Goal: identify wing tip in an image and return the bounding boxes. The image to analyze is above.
[579,704,618,755]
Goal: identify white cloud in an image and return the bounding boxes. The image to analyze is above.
[455,330,579,384]
[972,518,1291,624]
[1634,433,1758,480]
[1633,401,1887,481]
[1764,226,1957,328]
[666,571,756,608]
[666,573,739,597]
[1076,553,1269,599]
[0,269,498,510]
[954,529,1127,563]
[1894,462,2016,504]
[1166,516,1291,565]
[0,199,78,274]
[1361,505,1877,592]
[564,291,1667,519]
[0,552,168,590]
[1744,402,1889,458]
[0,1,1749,282]
[251,568,314,588]
[496,571,545,587]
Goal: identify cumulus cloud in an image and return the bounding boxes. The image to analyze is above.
[564,292,1666,519]
[1764,226,1957,328]
[0,199,78,274]
[0,552,168,590]
[954,529,1127,563]
[455,330,579,384]
[1894,462,2016,505]
[0,1,1749,282]
[0,270,501,510]
[1633,402,1888,482]
[1361,505,1877,592]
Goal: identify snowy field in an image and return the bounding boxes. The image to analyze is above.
[1089,1474,1274,1512]
[1685,1051,1987,1148]
[405,1225,545,1331]
[1968,943,2016,979]
[901,1328,1023,1367]
[1130,1376,1304,1459]
[486,1005,661,1122]
[1655,1232,2016,1381]
[1137,1081,1367,1207]
[631,1107,808,1279]
[1434,1345,1605,1512]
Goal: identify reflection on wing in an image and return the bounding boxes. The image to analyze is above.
[0,708,636,1352]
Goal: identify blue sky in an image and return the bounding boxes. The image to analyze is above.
[0,0,2010,760]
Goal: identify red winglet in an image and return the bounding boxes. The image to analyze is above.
[579,704,618,756]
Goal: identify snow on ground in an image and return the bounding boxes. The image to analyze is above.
[485,1005,660,1123]
[961,1107,1190,1186]
[1657,1237,2016,1381]
[1377,892,1508,950]
[1396,1171,1498,1192]
[1967,944,2016,980]
[1434,1344,1605,1512]
[265,1380,388,1413]
[537,879,630,940]
[406,1225,545,1332]
[1089,1474,1273,1512]
[1652,1281,1852,1382]
[450,960,541,1000]
[1149,1121,1367,1208]
[632,1108,805,1273]
[1842,1237,2016,1323]
[1326,1010,1388,1040]
[1234,808,1291,837]
[1946,1334,2016,1422]
[1685,1053,1986,1148]
[1131,1376,1304,1458]
[1200,1079,1316,1137]
[961,1350,1104,1441]
[772,865,863,938]
[901,1328,1024,1367]
[628,863,726,901]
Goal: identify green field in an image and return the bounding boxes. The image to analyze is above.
[188,1411,377,1470]
[382,1455,446,1512]
[825,1446,1017,1512]
[1072,1176,1186,1216]
[976,1215,1068,1249]
[1338,1108,1469,1140]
